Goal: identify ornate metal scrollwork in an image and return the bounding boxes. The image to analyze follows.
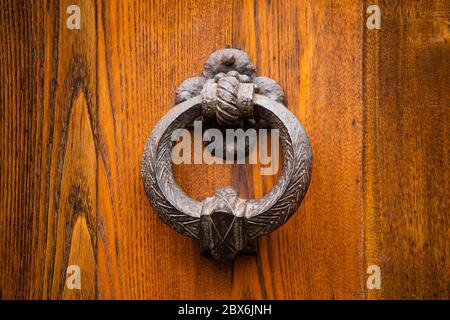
[142,48,312,263]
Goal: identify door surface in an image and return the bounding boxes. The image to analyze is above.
[0,0,448,299]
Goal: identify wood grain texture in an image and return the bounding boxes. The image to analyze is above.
[363,0,450,299]
[231,0,365,299]
[95,0,234,299]
[0,0,98,299]
[0,0,448,300]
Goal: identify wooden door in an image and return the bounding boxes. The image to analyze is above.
[0,0,448,299]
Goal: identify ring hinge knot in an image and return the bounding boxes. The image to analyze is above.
[201,71,255,127]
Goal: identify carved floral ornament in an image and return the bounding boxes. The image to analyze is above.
[142,49,312,263]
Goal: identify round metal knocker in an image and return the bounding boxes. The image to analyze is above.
[142,49,312,263]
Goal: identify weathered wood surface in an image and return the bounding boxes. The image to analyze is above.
[363,0,449,299]
[0,0,448,299]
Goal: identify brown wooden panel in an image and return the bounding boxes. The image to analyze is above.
[1,0,448,300]
[363,0,450,299]
[0,0,98,299]
[0,0,366,300]
[95,0,235,299]
[231,0,365,299]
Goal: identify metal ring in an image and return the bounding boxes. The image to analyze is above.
[141,49,312,263]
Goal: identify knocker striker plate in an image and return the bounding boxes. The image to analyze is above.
[142,48,312,263]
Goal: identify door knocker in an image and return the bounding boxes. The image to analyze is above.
[142,49,312,263]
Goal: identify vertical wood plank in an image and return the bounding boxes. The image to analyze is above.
[0,0,45,299]
[364,0,450,299]
[95,0,235,299]
[0,0,98,299]
[231,0,365,299]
